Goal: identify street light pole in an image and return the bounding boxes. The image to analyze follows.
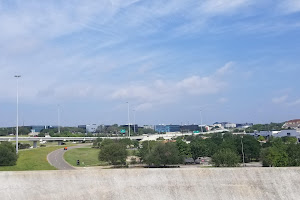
[200,109,203,133]
[14,75,21,154]
[133,109,136,134]
[126,102,130,138]
[57,104,60,134]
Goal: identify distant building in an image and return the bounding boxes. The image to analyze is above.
[27,125,57,133]
[247,131,273,138]
[224,123,236,128]
[78,124,98,133]
[155,125,180,133]
[282,119,300,129]
[213,123,224,129]
[273,130,300,139]
[143,125,154,130]
[180,125,199,132]
[236,123,253,129]
[248,130,300,142]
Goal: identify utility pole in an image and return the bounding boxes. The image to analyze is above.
[14,75,21,154]
[241,136,245,167]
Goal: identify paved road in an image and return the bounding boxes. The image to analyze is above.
[47,145,87,170]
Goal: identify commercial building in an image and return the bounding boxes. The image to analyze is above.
[224,123,237,128]
[27,125,57,133]
[180,125,199,132]
[155,125,180,133]
[236,123,253,129]
[78,124,98,133]
[143,125,155,130]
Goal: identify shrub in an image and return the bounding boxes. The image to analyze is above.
[0,142,18,166]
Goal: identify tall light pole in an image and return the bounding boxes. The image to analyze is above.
[14,75,21,154]
[126,102,130,138]
[133,109,136,134]
[57,104,60,134]
[200,109,203,133]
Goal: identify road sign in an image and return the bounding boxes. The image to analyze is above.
[120,129,126,134]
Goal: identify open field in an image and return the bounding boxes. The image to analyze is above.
[1,167,300,200]
[64,147,107,167]
[64,147,139,167]
[0,144,75,171]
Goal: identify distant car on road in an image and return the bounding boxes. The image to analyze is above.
[64,147,68,150]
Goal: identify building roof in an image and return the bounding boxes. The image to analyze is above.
[286,119,300,123]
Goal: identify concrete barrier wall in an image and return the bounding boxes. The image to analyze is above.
[1,168,300,200]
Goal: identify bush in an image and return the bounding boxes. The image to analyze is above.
[0,142,18,166]
[212,149,240,167]
[145,142,181,167]
[19,143,31,149]
[98,142,128,165]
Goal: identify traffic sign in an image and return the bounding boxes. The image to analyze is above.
[120,129,126,134]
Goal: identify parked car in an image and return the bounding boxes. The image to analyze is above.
[184,158,195,164]
[195,157,212,165]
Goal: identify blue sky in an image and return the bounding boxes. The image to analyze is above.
[0,0,300,127]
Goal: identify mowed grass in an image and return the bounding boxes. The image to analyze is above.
[0,145,67,171]
[64,147,107,167]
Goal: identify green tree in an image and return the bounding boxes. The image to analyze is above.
[286,144,300,166]
[212,149,240,167]
[176,139,191,158]
[238,135,261,162]
[258,136,265,141]
[0,142,18,166]
[260,138,289,167]
[260,147,289,167]
[98,143,128,165]
[145,142,180,166]
[92,138,103,148]
[138,140,157,162]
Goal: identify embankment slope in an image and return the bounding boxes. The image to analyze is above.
[1,167,300,200]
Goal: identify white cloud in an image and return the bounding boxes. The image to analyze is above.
[218,97,228,103]
[110,62,233,110]
[200,0,251,15]
[272,95,288,104]
[279,0,300,14]
[287,99,300,106]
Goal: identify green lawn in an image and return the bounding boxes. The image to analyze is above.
[64,147,107,167]
[0,145,69,171]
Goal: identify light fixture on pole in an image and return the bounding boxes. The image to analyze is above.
[14,75,21,154]
[126,102,130,138]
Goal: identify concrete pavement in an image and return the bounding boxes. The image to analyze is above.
[1,167,300,200]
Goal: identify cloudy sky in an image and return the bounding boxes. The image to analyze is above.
[0,0,300,127]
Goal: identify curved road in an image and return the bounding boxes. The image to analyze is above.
[47,145,88,170]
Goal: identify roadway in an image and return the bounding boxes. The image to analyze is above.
[0,129,229,143]
[47,145,87,170]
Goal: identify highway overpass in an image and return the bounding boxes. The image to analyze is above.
[0,129,229,147]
